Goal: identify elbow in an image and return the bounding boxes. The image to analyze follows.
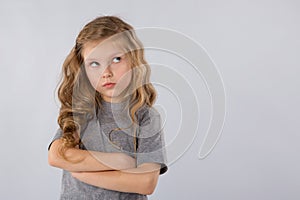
[48,141,65,169]
[48,150,70,170]
[48,139,69,169]
[48,149,61,168]
[140,174,159,195]
[48,143,84,171]
[48,140,60,167]
[142,187,155,196]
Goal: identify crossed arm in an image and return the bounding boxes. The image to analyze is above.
[48,138,160,195]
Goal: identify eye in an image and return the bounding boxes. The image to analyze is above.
[90,61,100,68]
[112,56,122,64]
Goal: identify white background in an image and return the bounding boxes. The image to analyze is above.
[0,0,299,199]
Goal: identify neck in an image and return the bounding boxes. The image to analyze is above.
[101,95,130,104]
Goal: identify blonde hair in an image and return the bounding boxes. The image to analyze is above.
[56,16,156,159]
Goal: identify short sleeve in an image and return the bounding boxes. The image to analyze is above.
[47,128,63,150]
[136,106,168,175]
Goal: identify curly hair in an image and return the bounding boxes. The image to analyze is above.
[56,16,156,160]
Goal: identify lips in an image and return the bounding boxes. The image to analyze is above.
[102,82,116,88]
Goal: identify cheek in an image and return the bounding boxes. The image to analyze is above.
[111,69,132,96]
[85,69,101,90]
[117,68,132,86]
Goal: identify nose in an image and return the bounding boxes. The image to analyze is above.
[102,71,112,78]
[101,63,113,78]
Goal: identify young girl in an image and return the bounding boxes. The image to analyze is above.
[48,16,168,199]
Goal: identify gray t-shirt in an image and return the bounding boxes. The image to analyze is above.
[48,100,168,200]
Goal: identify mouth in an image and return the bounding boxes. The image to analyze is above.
[102,82,116,88]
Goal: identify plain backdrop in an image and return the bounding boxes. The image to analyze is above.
[0,0,299,199]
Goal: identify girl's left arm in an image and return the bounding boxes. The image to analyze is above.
[71,162,161,195]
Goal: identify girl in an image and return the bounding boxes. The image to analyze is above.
[48,16,168,200]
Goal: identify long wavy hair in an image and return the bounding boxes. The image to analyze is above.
[56,16,156,160]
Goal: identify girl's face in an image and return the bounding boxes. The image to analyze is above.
[82,39,132,103]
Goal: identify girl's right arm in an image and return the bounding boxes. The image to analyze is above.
[48,138,136,172]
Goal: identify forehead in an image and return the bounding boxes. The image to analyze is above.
[82,37,127,61]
